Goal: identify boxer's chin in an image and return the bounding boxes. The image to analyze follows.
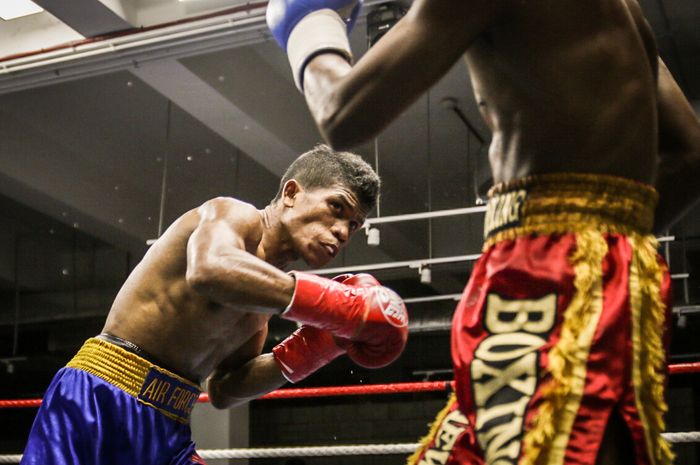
[303,245,330,268]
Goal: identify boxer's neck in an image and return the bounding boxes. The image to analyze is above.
[258,203,297,269]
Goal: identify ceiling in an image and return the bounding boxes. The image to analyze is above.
[0,0,698,392]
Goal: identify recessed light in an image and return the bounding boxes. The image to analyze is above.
[0,0,43,20]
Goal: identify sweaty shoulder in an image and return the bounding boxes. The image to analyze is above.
[197,197,263,249]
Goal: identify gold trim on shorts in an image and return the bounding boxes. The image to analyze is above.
[479,173,671,464]
[629,236,675,465]
[406,393,464,465]
[483,172,658,248]
[521,229,608,464]
[66,338,201,423]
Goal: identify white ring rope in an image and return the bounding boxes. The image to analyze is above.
[198,443,418,459]
[1,433,699,463]
[662,431,700,443]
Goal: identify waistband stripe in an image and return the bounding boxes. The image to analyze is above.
[484,173,658,247]
[66,338,201,423]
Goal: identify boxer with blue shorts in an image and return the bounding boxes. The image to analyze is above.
[20,146,408,463]
[22,337,205,465]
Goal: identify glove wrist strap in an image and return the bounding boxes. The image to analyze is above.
[282,271,359,338]
[287,9,352,91]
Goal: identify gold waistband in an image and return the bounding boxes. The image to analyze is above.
[483,173,658,248]
[66,338,201,423]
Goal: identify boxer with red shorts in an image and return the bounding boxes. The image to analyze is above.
[266,0,700,461]
[408,174,673,465]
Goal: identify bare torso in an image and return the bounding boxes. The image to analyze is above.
[102,204,270,383]
[466,0,658,184]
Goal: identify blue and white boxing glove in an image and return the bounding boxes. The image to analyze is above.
[266,0,363,90]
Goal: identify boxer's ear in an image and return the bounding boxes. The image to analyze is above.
[282,179,303,207]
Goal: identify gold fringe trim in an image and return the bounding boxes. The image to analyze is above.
[521,230,608,465]
[629,234,674,465]
[406,393,458,465]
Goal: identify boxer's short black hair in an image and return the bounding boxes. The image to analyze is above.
[275,144,380,213]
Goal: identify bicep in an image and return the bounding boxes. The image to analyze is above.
[305,0,500,148]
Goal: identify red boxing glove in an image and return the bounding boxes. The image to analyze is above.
[272,325,345,383]
[337,273,380,288]
[282,272,409,369]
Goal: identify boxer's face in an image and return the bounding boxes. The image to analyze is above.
[283,181,367,267]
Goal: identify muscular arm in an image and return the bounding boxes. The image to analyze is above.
[208,326,287,409]
[653,59,700,232]
[302,0,501,149]
[186,198,295,310]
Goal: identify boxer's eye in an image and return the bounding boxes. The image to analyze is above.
[329,201,343,213]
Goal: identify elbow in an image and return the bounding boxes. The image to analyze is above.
[210,393,246,410]
[322,128,356,151]
[319,117,369,151]
[207,379,227,409]
[316,95,374,150]
[317,108,350,150]
[208,379,240,410]
[210,393,238,410]
[186,263,218,295]
[209,394,230,410]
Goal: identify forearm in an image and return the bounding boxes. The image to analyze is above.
[207,354,287,409]
[654,148,700,233]
[303,16,449,150]
[654,58,700,232]
[304,52,413,150]
[188,248,295,311]
[299,1,497,150]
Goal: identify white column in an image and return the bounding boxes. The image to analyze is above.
[191,402,250,465]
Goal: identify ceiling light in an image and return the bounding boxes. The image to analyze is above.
[0,0,43,20]
[366,227,380,246]
[419,266,432,284]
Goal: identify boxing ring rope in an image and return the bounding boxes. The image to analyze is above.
[1,369,699,463]
[1,362,698,409]
[2,436,700,463]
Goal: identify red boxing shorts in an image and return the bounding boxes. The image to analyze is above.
[408,174,674,465]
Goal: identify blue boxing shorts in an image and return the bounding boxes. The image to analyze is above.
[20,337,207,465]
